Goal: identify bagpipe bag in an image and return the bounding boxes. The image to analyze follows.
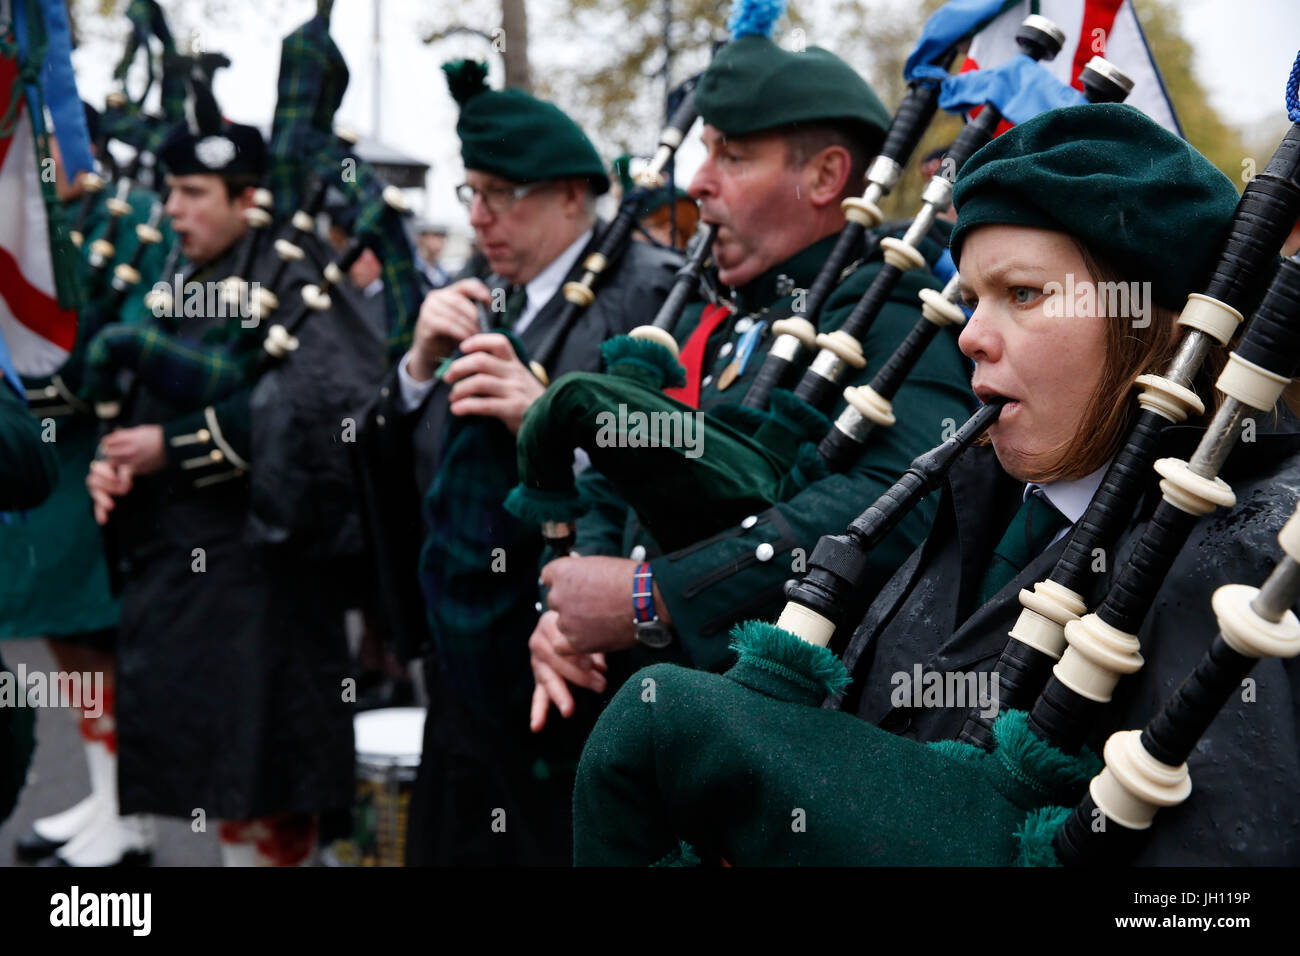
[573,621,1099,866]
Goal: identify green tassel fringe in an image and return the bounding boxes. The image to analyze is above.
[728,619,850,698]
[710,401,769,438]
[993,710,1102,796]
[1014,806,1070,867]
[927,739,986,763]
[601,335,687,389]
[787,441,830,491]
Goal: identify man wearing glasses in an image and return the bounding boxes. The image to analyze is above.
[357,60,679,866]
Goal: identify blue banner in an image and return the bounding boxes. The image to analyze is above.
[14,0,93,177]
[904,0,1017,82]
[939,53,1086,125]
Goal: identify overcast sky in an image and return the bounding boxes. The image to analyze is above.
[71,0,1299,238]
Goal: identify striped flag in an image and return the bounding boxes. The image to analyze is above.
[962,0,1181,134]
[0,102,77,380]
[1,0,89,381]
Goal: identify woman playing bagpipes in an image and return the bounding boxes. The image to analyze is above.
[573,100,1300,866]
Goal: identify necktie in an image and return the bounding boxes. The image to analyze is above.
[663,303,732,409]
[975,492,1071,606]
[501,284,528,330]
[435,285,528,380]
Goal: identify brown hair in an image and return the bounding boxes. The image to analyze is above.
[1015,243,1227,483]
[219,173,261,202]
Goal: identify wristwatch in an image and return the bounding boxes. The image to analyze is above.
[632,562,673,648]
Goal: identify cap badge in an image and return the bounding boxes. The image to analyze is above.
[195,136,237,169]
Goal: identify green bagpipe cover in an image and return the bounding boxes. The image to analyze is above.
[102,0,187,161]
[573,621,1100,866]
[269,1,421,361]
[417,330,580,736]
[506,336,833,552]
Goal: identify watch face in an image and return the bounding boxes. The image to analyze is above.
[636,621,673,649]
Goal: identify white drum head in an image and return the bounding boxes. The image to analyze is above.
[354,707,426,768]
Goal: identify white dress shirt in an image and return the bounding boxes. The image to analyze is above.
[512,227,593,336]
[1025,459,1111,547]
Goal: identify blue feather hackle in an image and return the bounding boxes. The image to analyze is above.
[727,0,785,39]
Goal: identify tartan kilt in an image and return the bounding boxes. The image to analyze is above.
[115,502,354,820]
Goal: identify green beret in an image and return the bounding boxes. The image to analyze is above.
[694,36,890,144]
[442,60,609,195]
[951,104,1240,310]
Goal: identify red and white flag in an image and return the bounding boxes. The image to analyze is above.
[0,55,78,378]
[963,0,1181,135]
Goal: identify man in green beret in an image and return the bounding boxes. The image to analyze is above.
[527,33,972,745]
[357,61,681,865]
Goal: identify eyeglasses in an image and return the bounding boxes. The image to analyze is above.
[454,181,544,214]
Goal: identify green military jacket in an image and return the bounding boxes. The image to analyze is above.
[572,229,972,670]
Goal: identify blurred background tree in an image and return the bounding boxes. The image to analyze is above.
[1132,0,1249,189]
[67,0,1290,220]
[541,0,1272,210]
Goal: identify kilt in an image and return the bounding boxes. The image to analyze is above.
[114,481,354,821]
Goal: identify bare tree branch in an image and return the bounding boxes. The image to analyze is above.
[423,25,496,44]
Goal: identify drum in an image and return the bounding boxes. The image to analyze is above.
[326,706,425,867]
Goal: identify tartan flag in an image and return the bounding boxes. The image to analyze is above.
[960,0,1181,134]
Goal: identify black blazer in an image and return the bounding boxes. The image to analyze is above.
[837,428,1300,865]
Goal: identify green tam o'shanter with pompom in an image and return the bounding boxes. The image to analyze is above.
[441,59,610,194]
[693,0,891,144]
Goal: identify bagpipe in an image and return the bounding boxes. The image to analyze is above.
[506,13,1132,556]
[80,1,421,424]
[573,246,1300,865]
[72,198,166,372]
[748,14,1067,415]
[63,0,218,314]
[626,223,720,360]
[93,0,225,189]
